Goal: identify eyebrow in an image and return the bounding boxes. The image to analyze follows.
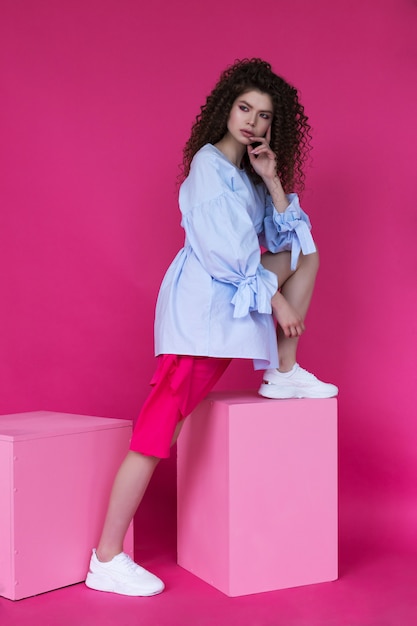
[239,99,273,114]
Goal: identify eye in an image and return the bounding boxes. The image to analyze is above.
[239,105,249,112]
[260,113,271,120]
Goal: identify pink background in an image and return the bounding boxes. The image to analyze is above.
[1,0,416,559]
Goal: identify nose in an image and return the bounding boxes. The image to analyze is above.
[248,117,256,127]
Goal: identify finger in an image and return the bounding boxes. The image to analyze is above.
[250,142,270,152]
[247,145,257,163]
[266,125,272,143]
[250,144,274,158]
[288,323,304,337]
[281,324,292,338]
[249,135,268,145]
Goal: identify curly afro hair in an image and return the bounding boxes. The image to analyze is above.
[181,58,312,193]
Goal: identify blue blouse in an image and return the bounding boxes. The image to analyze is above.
[154,144,316,370]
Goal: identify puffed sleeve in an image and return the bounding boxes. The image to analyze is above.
[179,151,277,319]
[260,193,317,270]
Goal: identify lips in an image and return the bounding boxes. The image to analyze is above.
[241,129,254,139]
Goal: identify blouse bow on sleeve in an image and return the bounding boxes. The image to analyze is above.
[263,193,317,270]
[180,190,278,320]
[230,266,277,318]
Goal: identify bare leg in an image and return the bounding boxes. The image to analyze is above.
[95,419,186,562]
[96,451,160,561]
[261,250,319,371]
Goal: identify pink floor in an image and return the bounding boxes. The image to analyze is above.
[1,550,416,626]
[1,466,417,626]
[1,539,416,626]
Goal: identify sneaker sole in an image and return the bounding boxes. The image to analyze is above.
[85,573,164,597]
[258,384,338,399]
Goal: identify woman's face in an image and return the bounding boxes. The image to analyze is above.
[226,90,273,146]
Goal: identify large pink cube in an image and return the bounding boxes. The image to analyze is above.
[0,411,133,600]
[177,392,338,596]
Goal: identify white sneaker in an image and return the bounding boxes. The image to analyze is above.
[85,549,165,596]
[258,364,338,399]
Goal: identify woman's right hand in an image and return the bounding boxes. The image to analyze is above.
[271,291,305,338]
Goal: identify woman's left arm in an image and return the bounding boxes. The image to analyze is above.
[248,129,316,270]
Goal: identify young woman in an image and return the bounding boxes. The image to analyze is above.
[85,58,337,597]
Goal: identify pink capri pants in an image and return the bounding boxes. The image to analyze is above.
[129,355,231,459]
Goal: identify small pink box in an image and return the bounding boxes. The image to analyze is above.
[177,392,338,596]
[0,411,133,600]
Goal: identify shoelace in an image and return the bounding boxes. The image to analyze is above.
[297,367,319,381]
[117,553,140,572]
